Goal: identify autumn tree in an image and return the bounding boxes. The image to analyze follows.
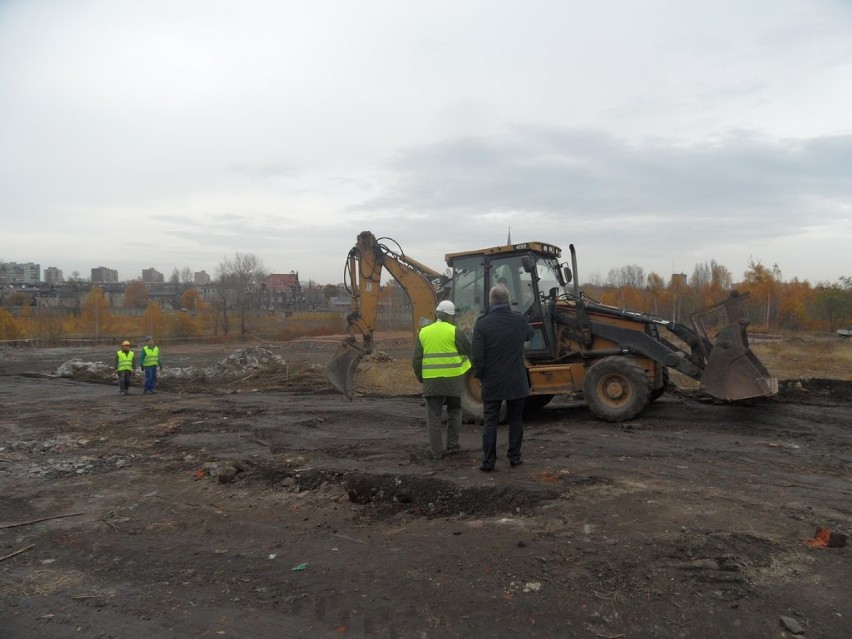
[777,278,814,331]
[179,288,204,312]
[31,307,66,345]
[1,291,31,307]
[689,260,732,307]
[167,310,200,338]
[0,308,19,340]
[812,279,852,332]
[646,272,668,316]
[141,301,165,339]
[124,280,150,309]
[600,264,644,308]
[80,287,112,341]
[741,258,782,329]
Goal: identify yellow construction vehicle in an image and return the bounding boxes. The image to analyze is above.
[328,231,778,422]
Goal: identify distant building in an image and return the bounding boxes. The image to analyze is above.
[194,270,211,285]
[0,261,41,284]
[670,273,687,288]
[44,266,64,284]
[142,268,164,283]
[91,266,118,283]
[264,272,302,308]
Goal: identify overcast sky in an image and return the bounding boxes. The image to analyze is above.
[1,0,851,287]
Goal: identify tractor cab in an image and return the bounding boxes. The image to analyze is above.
[444,241,567,358]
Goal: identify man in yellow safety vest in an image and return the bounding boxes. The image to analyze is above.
[140,335,162,394]
[412,300,472,460]
[115,340,135,396]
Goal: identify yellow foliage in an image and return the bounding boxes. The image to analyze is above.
[167,311,203,338]
[141,302,164,338]
[0,308,20,340]
[275,312,346,341]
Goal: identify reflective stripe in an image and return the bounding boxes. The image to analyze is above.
[116,350,134,372]
[419,321,470,379]
[142,345,159,367]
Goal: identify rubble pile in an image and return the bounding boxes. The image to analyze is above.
[53,346,328,392]
[215,348,288,374]
[54,359,114,383]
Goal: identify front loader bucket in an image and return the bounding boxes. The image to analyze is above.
[700,324,778,400]
[327,340,367,399]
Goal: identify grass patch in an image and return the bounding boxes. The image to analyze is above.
[751,335,852,381]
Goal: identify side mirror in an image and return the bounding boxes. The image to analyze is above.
[521,256,535,273]
[563,267,573,284]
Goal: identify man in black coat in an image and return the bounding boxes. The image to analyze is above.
[470,284,534,471]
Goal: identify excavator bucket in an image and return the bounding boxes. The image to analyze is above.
[700,323,778,400]
[690,291,778,402]
[327,340,367,399]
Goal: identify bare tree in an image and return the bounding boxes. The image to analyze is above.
[217,252,268,336]
[710,260,732,290]
[690,263,711,290]
[606,264,645,289]
[180,266,193,288]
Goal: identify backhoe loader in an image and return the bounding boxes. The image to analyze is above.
[328,231,778,422]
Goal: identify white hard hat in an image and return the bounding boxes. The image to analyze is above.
[436,300,456,316]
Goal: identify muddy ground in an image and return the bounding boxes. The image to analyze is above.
[0,338,849,638]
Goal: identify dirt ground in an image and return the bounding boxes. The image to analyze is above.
[1,337,849,639]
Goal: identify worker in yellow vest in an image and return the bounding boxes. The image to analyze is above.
[140,335,162,394]
[412,300,472,460]
[115,340,135,396]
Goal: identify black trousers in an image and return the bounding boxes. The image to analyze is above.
[118,370,132,393]
[481,397,525,469]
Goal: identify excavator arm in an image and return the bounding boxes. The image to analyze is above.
[327,231,449,398]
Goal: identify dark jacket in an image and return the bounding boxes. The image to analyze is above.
[470,305,534,401]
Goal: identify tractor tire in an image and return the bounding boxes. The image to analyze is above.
[650,366,670,402]
[461,370,485,424]
[460,370,506,424]
[583,356,651,422]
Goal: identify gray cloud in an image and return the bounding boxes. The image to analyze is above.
[2,1,851,285]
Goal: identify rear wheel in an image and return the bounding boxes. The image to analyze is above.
[583,356,651,422]
[461,371,485,424]
[461,370,506,424]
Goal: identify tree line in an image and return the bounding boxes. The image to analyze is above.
[1,253,850,344]
[0,252,343,344]
[583,258,851,332]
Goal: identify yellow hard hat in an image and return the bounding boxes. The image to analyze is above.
[122,340,131,346]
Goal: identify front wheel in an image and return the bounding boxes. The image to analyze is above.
[650,366,670,402]
[583,356,651,422]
